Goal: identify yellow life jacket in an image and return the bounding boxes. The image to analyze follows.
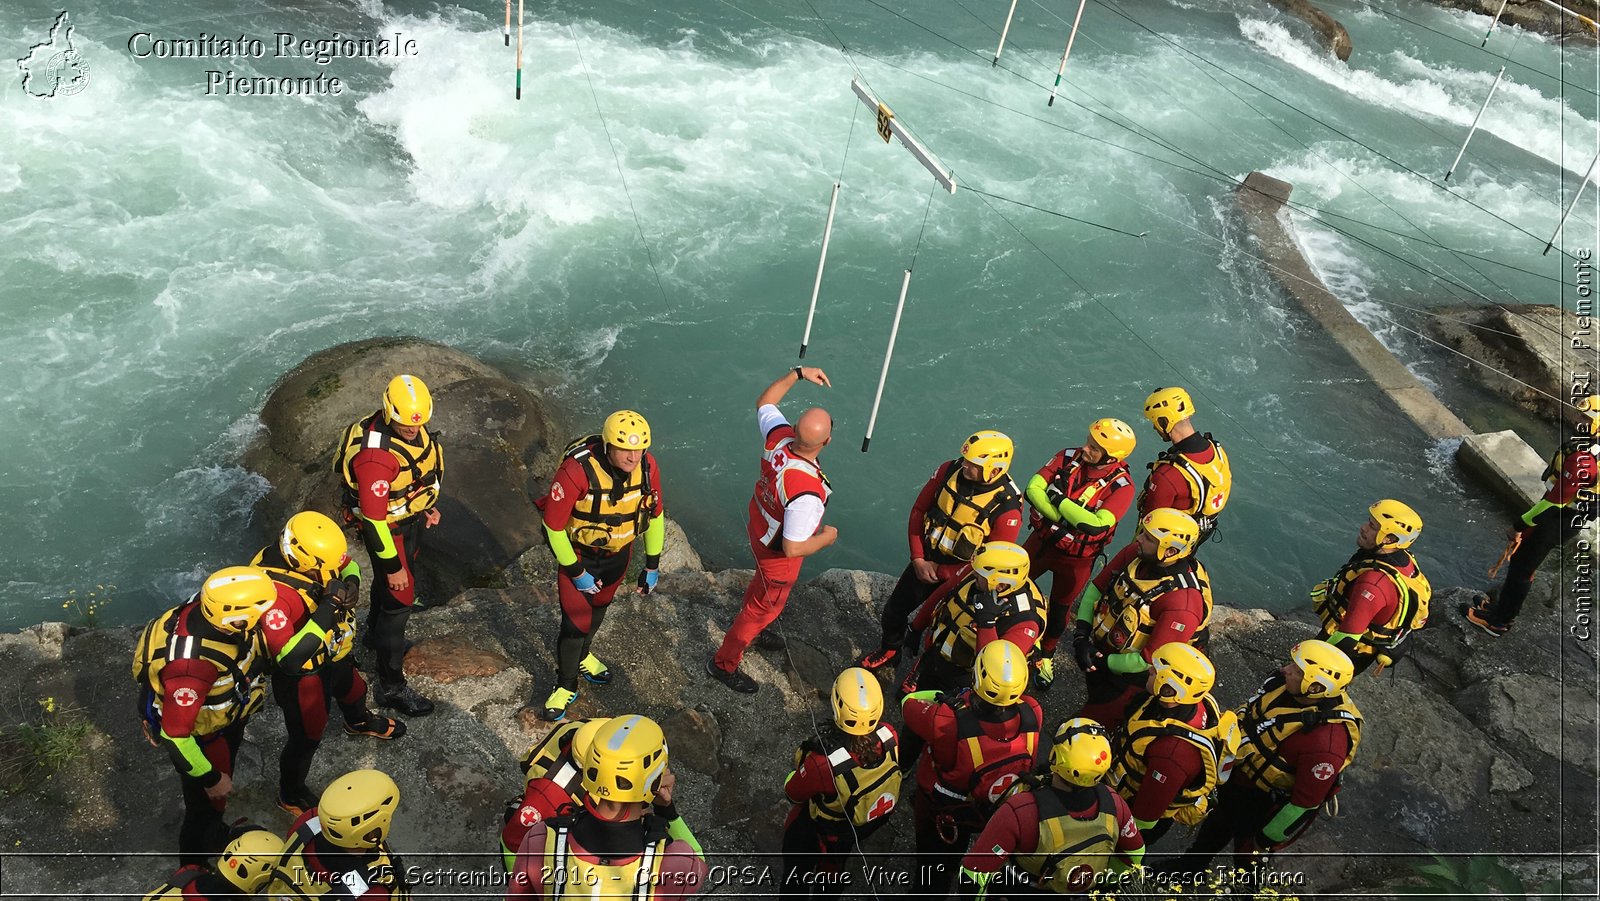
[249,548,356,672]
[1091,559,1212,654]
[922,461,1023,562]
[929,576,1047,670]
[272,817,408,900]
[1544,439,1600,506]
[1313,550,1431,654]
[1109,695,1225,821]
[541,814,672,900]
[521,719,586,784]
[1010,784,1123,894]
[808,725,903,827]
[1234,677,1362,794]
[1149,436,1231,537]
[132,603,265,737]
[335,411,444,524]
[560,436,657,554]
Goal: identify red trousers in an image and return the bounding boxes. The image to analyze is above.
[714,540,804,671]
[1024,531,1097,654]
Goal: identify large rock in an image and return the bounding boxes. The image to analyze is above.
[1429,1,1600,43]
[242,337,564,600]
[1427,304,1597,428]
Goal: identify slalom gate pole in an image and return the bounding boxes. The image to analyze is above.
[993,0,1020,66]
[516,1,524,100]
[863,269,913,452]
[800,182,842,359]
[1481,0,1510,46]
[1544,151,1599,255]
[1445,66,1505,181]
[1048,0,1090,107]
[505,0,511,47]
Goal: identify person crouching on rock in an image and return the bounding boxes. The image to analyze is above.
[508,715,709,899]
[534,410,666,722]
[780,668,902,897]
[142,826,285,900]
[499,717,611,870]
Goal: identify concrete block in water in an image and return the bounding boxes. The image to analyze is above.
[1456,430,1546,510]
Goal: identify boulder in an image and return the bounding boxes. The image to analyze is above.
[242,337,564,601]
[1426,304,1596,428]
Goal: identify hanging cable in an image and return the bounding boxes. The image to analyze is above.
[569,26,672,309]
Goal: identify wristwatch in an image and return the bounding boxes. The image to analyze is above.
[793,365,804,379]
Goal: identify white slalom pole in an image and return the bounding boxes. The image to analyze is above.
[505,0,511,46]
[863,269,912,452]
[1481,0,1509,46]
[800,182,841,359]
[1445,66,1505,181]
[1048,0,1089,107]
[1544,152,1600,255]
[993,0,1020,66]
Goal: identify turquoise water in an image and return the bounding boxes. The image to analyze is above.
[1,0,1593,628]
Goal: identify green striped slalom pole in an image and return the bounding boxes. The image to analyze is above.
[1048,0,1089,107]
[515,0,524,99]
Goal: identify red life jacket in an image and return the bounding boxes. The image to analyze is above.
[930,692,1042,812]
[747,424,831,550]
[1033,449,1133,559]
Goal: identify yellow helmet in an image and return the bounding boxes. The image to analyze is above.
[1140,508,1200,561]
[831,667,883,736]
[319,769,400,849]
[199,567,279,634]
[1368,499,1422,550]
[971,541,1030,594]
[1289,639,1354,697]
[570,717,613,769]
[1050,718,1112,787]
[1087,418,1136,461]
[216,828,286,893]
[582,715,668,804]
[1578,395,1600,437]
[603,410,652,450]
[1149,642,1215,704]
[278,511,349,581]
[960,430,1014,483]
[972,640,1029,707]
[1143,387,1194,435]
[383,374,433,427]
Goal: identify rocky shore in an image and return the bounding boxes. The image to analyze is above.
[0,340,1595,898]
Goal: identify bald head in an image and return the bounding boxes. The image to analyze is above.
[794,407,833,454]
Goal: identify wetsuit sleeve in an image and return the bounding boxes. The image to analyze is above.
[1107,790,1146,869]
[644,453,666,556]
[907,464,948,560]
[1138,464,1188,517]
[900,693,947,741]
[156,658,222,785]
[352,451,402,574]
[986,613,1042,656]
[1128,736,1201,823]
[783,751,836,803]
[508,827,550,899]
[959,794,1029,874]
[1133,588,1206,662]
[988,491,1024,544]
[541,459,589,569]
[1026,472,1060,522]
[1335,571,1395,638]
[1089,543,1137,598]
[275,601,342,672]
[910,575,960,631]
[1287,723,1351,809]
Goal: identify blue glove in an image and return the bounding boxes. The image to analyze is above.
[571,571,601,595]
[637,568,659,595]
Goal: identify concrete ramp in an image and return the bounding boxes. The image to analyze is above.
[1235,171,1547,510]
